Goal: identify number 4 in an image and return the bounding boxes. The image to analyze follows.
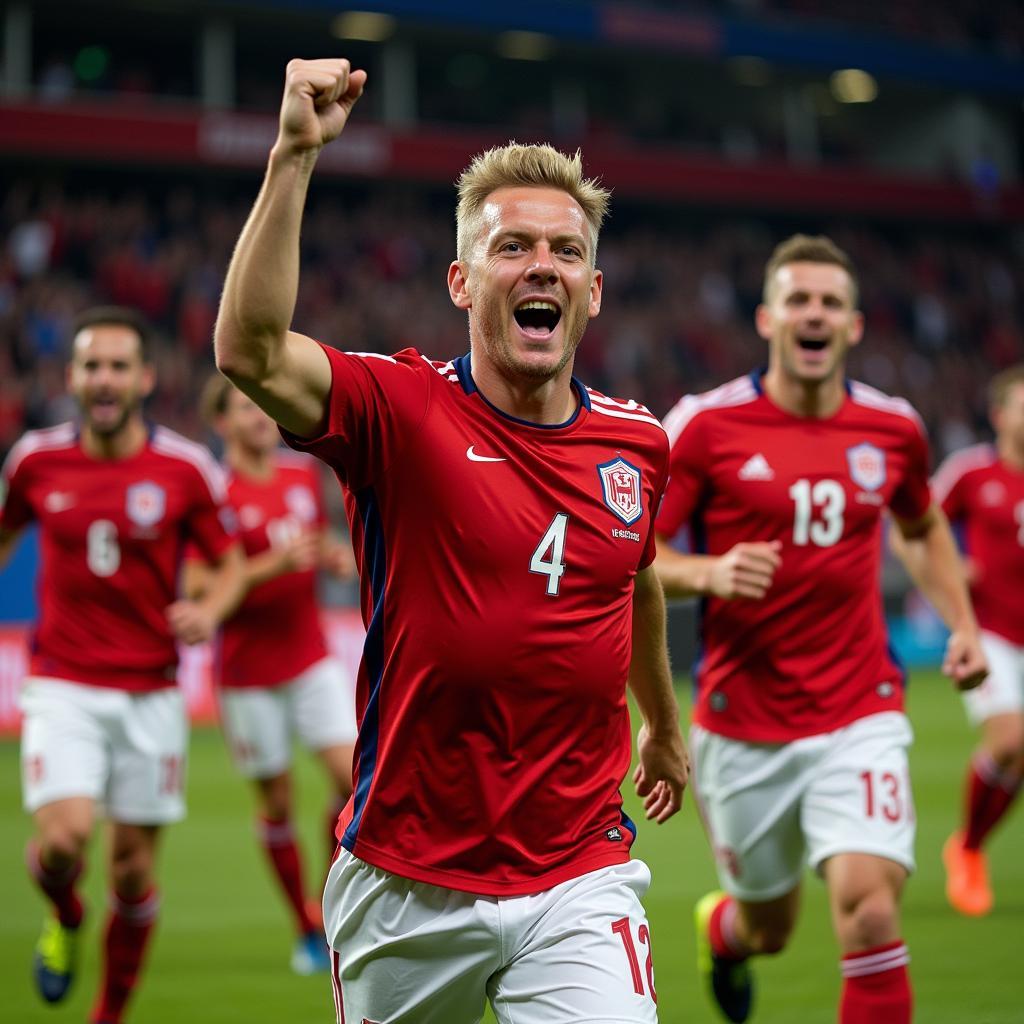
[530,513,569,596]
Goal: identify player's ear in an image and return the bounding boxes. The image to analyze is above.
[754,303,773,341]
[588,268,603,319]
[847,310,865,348]
[448,260,472,310]
[140,362,157,399]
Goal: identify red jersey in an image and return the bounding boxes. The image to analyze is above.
[215,454,330,688]
[0,422,235,691]
[656,372,932,743]
[932,443,1024,646]
[282,346,669,896]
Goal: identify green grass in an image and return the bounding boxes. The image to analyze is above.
[1,672,1021,1023]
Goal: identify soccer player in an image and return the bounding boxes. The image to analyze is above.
[0,307,244,1024]
[901,366,1024,916]
[187,374,357,973]
[213,58,689,1024]
[654,235,987,1024]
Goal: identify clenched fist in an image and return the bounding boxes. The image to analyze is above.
[276,58,367,155]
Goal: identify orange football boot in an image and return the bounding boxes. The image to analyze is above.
[942,832,993,916]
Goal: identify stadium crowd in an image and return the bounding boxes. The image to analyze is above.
[1,178,1020,463]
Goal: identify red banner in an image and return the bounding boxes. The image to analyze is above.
[1,100,1021,220]
[0,610,366,737]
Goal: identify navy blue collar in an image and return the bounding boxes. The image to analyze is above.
[453,352,591,429]
[750,367,852,397]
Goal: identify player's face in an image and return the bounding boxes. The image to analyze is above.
[68,325,154,436]
[222,388,279,454]
[449,186,602,384]
[756,262,864,386]
[992,382,1024,450]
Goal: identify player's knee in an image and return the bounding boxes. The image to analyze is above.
[746,922,792,955]
[38,822,90,865]
[844,888,898,949]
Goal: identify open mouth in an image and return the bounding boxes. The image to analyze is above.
[514,300,562,337]
[797,337,828,352]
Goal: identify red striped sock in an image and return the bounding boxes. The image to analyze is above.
[26,840,84,928]
[840,940,912,1024]
[963,753,1021,851]
[90,887,160,1024]
[709,894,748,960]
[258,816,316,935]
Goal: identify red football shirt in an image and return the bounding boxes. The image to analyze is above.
[1,422,235,691]
[282,346,669,896]
[932,443,1024,646]
[656,372,932,743]
[215,454,330,688]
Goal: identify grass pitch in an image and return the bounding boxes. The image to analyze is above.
[1,671,1021,1023]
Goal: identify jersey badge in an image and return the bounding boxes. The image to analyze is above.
[597,458,643,525]
[980,480,1006,507]
[125,481,166,528]
[43,490,76,513]
[738,453,775,481]
[605,826,623,842]
[846,443,886,492]
[284,484,317,522]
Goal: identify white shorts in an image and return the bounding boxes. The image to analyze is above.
[323,850,659,1024]
[691,712,916,902]
[218,656,357,779]
[19,677,187,824]
[963,631,1024,725]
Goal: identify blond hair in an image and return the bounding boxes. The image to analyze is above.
[763,234,860,307]
[988,364,1024,409]
[455,142,610,263]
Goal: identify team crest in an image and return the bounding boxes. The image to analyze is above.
[846,443,886,492]
[284,484,317,523]
[597,458,643,525]
[125,481,166,528]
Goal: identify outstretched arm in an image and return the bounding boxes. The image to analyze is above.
[214,59,367,438]
[890,504,987,691]
[628,565,689,824]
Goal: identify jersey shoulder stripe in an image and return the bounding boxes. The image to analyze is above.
[931,443,998,502]
[848,381,926,435]
[2,422,77,479]
[420,354,459,383]
[586,388,665,431]
[662,376,757,446]
[151,427,227,501]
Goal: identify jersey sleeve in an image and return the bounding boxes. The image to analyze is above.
[930,452,968,522]
[183,460,237,563]
[280,345,432,492]
[0,446,35,533]
[888,420,933,522]
[639,431,671,570]
[655,403,711,540]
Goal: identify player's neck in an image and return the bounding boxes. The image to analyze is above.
[763,367,845,419]
[470,358,578,425]
[228,444,275,480]
[80,417,148,460]
[997,436,1024,471]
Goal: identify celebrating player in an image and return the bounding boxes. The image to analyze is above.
[654,235,986,1024]
[213,58,689,1024]
[0,307,244,1024]
[899,365,1024,916]
[187,374,357,973]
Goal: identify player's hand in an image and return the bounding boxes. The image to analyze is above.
[708,540,782,600]
[276,529,320,574]
[166,599,218,646]
[277,58,367,155]
[319,536,356,579]
[632,724,689,824]
[943,629,988,691]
